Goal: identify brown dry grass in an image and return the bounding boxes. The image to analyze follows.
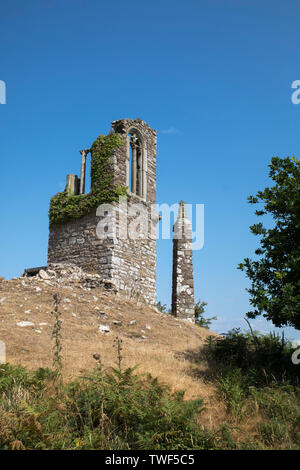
[0,276,226,429]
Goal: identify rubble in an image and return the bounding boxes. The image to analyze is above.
[39,269,51,280]
[22,263,118,292]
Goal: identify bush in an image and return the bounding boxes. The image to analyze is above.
[0,363,217,450]
[205,328,299,386]
[203,329,300,448]
[64,365,217,450]
[1,327,299,449]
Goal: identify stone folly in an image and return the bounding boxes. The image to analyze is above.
[47,118,196,314]
[171,201,195,320]
[48,119,157,305]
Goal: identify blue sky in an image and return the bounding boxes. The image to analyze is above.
[0,0,299,339]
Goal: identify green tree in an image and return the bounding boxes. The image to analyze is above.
[194,300,217,329]
[238,157,300,329]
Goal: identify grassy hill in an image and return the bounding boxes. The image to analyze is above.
[0,268,299,450]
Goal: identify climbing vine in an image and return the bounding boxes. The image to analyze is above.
[49,133,128,225]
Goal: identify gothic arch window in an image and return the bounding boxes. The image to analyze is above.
[127,129,147,199]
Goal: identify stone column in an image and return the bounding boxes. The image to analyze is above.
[171,201,195,321]
[142,145,147,200]
[126,135,130,188]
[79,149,89,195]
[137,145,143,197]
[66,174,80,195]
[130,135,137,194]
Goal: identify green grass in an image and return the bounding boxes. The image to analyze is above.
[0,362,218,450]
[203,329,300,449]
[1,327,299,449]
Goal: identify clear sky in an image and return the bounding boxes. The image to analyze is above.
[0,0,299,339]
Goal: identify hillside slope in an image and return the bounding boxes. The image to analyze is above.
[0,265,223,428]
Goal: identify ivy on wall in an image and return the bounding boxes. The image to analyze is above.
[49,133,128,226]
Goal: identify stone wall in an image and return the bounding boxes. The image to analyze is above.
[111,118,157,204]
[47,202,157,304]
[48,118,157,305]
[48,208,114,278]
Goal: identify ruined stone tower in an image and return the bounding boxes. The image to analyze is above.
[48,118,157,304]
[171,201,195,320]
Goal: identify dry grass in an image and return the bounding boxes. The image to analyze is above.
[0,276,225,428]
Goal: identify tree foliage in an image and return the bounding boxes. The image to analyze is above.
[238,157,300,329]
[194,300,217,329]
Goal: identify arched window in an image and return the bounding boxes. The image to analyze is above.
[128,130,146,199]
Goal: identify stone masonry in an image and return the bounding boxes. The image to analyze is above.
[48,118,158,305]
[47,118,196,312]
[171,201,195,320]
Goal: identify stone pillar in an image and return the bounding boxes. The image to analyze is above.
[79,149,89,195]
[142,145,147,200]
[126,135,130,188]
[137,145,143,197]
[130,135,137,194]
[171,200,195,321]
[66,174,80,195]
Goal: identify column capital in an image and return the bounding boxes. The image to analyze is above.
[79,148,90,157]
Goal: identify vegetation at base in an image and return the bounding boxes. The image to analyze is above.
[156,299,217,330]
[0,361,218,450]
[156,301,169,313]
[238,156,300,330]
[194,300,217,329]
[49,133,128,226]
[0,322,299,449]
[203,329,300,449]
[51,293,63,394]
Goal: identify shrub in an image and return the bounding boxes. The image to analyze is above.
[205,328,299,386]
[0,362,218,450]
[203,328,300,448]
[63,365,216,450]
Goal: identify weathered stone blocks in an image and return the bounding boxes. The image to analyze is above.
[48,119,157,305]
[171,201,195,320]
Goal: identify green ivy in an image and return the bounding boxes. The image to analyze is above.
[49,133,128,225]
